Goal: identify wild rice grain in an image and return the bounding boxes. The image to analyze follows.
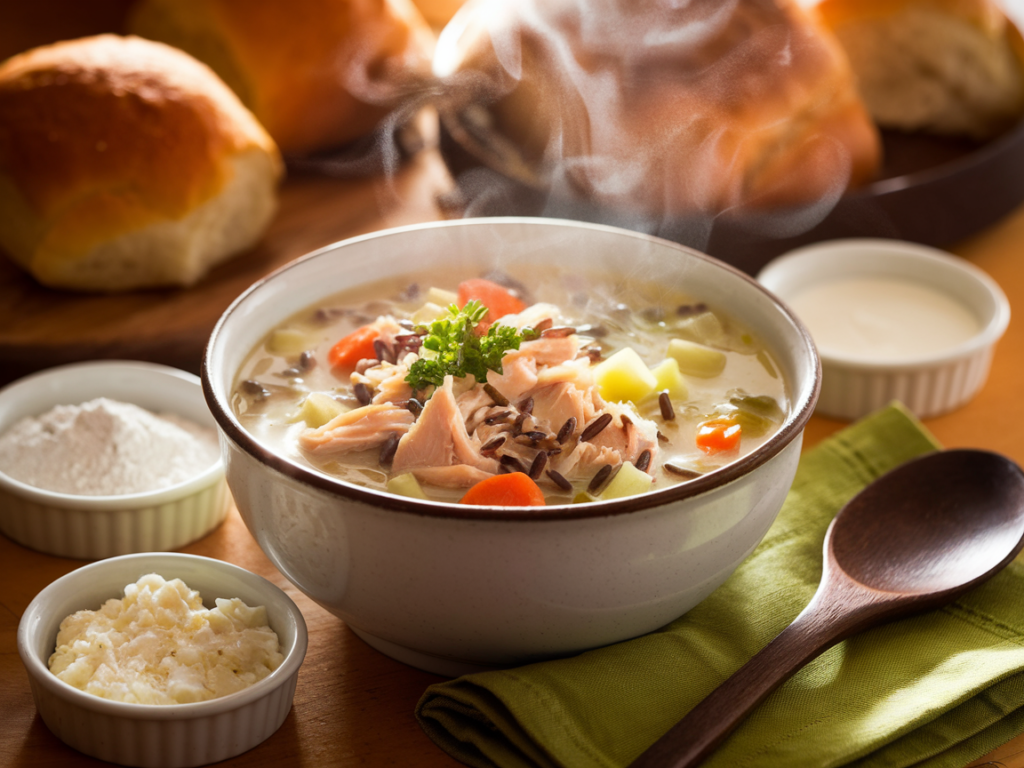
[500,454,528,474]
[513,412,528,435]
[587,464,614,495]
[580,413,613,442]
[240,380,270,399]
[556,417,577,443]
[484,384,509,407]
[547,470,573,491]
[373,338,395,364]
[659,392,675,421]
[528,452,547,480]
[354,382,372,405]
[636,449,652,472]
[664,463,702,480]
[540,326,576,338]
[480,436,507,455]
[518,397,534,415]
[379,433,399,465]
[484,410,512,425]
[406,399,423,416]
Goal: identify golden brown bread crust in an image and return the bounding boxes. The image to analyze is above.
[129,0,437,156]
[0,34,283,291]
[437,0,882,220]
[410,0,467,28]
[814,0,1024,138]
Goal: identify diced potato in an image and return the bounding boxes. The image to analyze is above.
[594,348,658,403]
[426,287,459,307]
[411,302,448,325]
[267,328,314,356]
[298,392,349,428]
[650,358,688,400]
[599,462,654,500]
[386,473,428,500]
[667,338,727,379]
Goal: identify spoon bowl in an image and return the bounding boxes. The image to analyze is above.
[831,450,1024,596]
[630,448,1024,768]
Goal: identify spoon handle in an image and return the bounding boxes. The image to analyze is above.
[628,576,884,768]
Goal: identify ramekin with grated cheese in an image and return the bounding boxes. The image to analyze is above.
[48,573,283,704]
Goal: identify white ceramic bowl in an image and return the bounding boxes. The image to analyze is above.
[203,217,820,676]
[17,552,308,768]
[758,239,1010,421]
[0,361,230,559]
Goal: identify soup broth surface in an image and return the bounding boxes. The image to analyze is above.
[232,268,788,506]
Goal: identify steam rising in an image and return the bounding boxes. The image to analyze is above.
[433,0,875,255]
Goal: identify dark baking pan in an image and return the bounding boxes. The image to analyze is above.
[438,109,1024,275]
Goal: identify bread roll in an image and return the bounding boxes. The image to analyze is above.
[435,0,881,221]
[128,0,437,156]
[0,34,283,292]
[814,0,1024,139]
[410,0,468,28]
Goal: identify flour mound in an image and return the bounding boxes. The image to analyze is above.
[0,397,220,495]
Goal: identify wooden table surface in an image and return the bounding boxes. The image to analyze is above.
[2,141,1024,767]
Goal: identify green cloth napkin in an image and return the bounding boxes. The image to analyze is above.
[416,403,1024,768]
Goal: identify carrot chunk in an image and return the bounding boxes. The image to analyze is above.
[457,278,526,321]
[328,325,379,369]
[695,417,742,455]
[460,472,547,507]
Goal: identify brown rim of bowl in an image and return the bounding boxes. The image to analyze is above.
[202,218,821,522]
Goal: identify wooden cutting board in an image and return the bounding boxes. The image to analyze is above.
[0,150,454,388]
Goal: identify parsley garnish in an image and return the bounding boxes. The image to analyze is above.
[405,300,524,392]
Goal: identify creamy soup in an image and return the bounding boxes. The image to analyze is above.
[232,270,788,506]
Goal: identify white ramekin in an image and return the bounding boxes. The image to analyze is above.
[0,360,230,559]
[17,552,308,768]
[758,239,1010,420]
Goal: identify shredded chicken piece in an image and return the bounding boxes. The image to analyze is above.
[391,377,499,475]
[299,403,415,455]
[410,465,495,489]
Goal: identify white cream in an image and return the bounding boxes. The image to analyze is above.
[788,276,982,361]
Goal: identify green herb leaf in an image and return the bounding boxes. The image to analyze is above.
[405,300,524,392]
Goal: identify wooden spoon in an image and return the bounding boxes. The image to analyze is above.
[629,449,1024,768]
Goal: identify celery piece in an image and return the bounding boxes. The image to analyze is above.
[411,302,448,325]
[426,287,459,307]
[727,395,784,438]
[386,473,428,500]
[599,462,654,500]
[594,348,659,403]
[756,350,779,379]
[667,338,727,378]
[268,328,315,356]
[730,394,784,421]
[298,392,349,428]
[672,311,725,345]
[650,358,688,400]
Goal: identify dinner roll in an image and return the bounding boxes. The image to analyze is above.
[435,0,881,221]
[128,0,436,157]
[0,34,283,292]
[814,0,1024,139]
[410,0,468,28]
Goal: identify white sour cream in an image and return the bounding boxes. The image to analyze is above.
[788,277,981,361]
